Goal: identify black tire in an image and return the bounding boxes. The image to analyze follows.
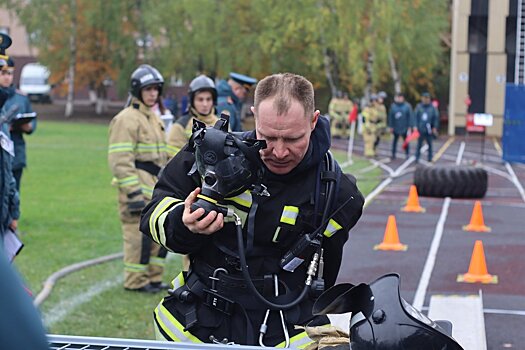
[414,165,488,198]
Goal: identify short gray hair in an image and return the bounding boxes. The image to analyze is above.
[253,73,314,118]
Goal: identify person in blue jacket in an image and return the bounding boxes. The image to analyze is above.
[414,92,439,163]
[388,92,414,159]
[216,72,257,131]
[0,57,36,192]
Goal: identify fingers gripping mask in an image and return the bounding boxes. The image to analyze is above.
[189,114,267,217]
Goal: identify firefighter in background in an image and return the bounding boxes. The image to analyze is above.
[414,91,439,163]
[108,64,169,293]
[328,91,351,138]
[373,91,388,151]
[361,94,378,157]
[167,74,219,158]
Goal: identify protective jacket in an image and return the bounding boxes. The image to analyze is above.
[414,103,439,135]
[0,118,19,238]
[166,108,218,158]
[140,116,364,347]
[388,101,413,135]
[4,86,35,171]
[108,97,168,202]
[216,80,242,132]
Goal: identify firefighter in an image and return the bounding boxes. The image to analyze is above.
[166,74,219,158]
[373,91,388,152]
[361,94,378,157]
[108,64,169,293]
[140,73,364,347]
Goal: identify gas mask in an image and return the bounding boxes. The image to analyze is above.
[313,273,464,350]
[189,114,267,217]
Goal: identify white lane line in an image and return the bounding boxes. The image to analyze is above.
[412,197,451,310]
[370,158,394,176]
[492,139,525,203]
[43,275,122,327]
[413,142,463,310]
[505,163,525,203]
[484,308,525,316]
[456,141,465,165]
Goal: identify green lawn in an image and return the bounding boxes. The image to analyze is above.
[14,121,380,339]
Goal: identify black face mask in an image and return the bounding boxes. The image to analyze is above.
[313,273,464,350]
[188,114,267,217]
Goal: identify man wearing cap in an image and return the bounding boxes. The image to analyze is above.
[414,92,439,163]
[216,72,257,131]
[0,33,20,243]
[388,92,413,159]
[0,56,36,192]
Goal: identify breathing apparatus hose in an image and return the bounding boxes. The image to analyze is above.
[234,212,310,310]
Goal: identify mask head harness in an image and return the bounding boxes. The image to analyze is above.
[313,273,464,350]
[189,113,267,217]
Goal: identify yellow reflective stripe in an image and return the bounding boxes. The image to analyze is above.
[281,206,299,225]
[137,143,164,152]
[323,218,343,237]
[166,144,180,156]
[149,197,180,243]
[155,302,202,343]
[157,203,183,246]
[275,330,314,349]
[171,272,185,290]
[124,263,147,272]
[225,190,252,208]
[150,257,165,267]
[108,142,133,153]
[140,184,154,197]
[117,175,139,187]
[197,194,217,204]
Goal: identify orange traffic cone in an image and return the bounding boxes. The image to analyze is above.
[402,185,426,213]
[457,240,498,284]
[463,201,491,232]
[374,215,407,251]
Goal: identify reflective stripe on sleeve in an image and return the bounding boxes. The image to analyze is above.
[156,203,183,247]
[108,142,133,153]
[117,175,140,187]
[280,206,299,225]
[148,197,182,244]
[140,184,154,198]
[323,218,343,237]
[154,302,202,343]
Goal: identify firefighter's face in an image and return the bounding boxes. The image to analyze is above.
[0,68,14,88]
[193,91,214,115]
[141,84,160,107]
[253,97,319,175]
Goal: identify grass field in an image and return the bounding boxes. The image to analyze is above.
[14,121,380,339]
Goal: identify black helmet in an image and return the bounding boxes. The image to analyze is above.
[189,74,217,107]
[129,64,164,98]
[313,273,464,350]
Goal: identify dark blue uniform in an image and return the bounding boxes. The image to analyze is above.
[414,102,439,162]
[4,86,35,190]
[388,101,413,158]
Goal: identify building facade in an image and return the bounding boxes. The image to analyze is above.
[448,0,522,136]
